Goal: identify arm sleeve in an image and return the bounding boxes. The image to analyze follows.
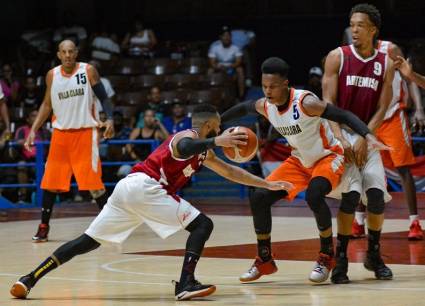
[220,100,257,124]
[176,137,216,159]
[92,82,113,119]
[320,103,370,137]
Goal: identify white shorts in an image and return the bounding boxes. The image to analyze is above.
[340,129,392,204]
[327,163,362,200]
[85,172,200,243]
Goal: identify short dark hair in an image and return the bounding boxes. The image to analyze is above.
[192,104,218,127]
[261,57,290,79]
[350,3,381,30]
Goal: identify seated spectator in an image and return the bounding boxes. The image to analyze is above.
[1,63,21,105]
[0,85,10,138]
[121,17,157,58]
[90,27,121,61]
[211,28,256,86]
[208,26,245,99]
[0,119,17,202]
[162,101,191,134]
[135,86,166,128]
[19,76,43,109]
[53,11,88,54]
[14,109,50,202]
[127,109,168,162]
[305,66,323,98]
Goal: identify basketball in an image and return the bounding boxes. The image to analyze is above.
[222,126,258,163]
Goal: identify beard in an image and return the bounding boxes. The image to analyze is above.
[206,130,218,138]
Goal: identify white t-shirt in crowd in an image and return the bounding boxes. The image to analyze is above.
[208,42,242,67]
[91,36,120,60]
[95,77,116,117]
[0,85,4,100]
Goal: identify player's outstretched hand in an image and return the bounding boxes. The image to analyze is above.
[366,134,392,151]
[214,128,248,147]
[24,130,36,152]
[99,119,115,139]
[265,180,294,191]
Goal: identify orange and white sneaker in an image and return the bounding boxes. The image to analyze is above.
[309,252,336,283]
[351,219,365,239]
[10,274,34,299]
[239,256,278,282]
[408,220,424,241]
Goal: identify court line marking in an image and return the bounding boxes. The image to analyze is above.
[100,256,425,291]
[1,271,423,292]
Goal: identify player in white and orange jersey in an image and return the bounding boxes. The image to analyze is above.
[221,57,389,284]
[24,40,114,242]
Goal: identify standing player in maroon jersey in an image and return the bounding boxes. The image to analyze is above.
[322,3,395,283]
[10,104,292,301]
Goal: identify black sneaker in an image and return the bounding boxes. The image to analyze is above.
[331,257,350,284]
[10,274,35,299]
[173,279,216,301]
[32,223,49,242]
[364,251,393,280]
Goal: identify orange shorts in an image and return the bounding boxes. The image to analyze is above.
[267,154,344,201]
[376,109,415,168]
[41,128,104,192]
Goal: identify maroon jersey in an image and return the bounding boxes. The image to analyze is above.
[337,44,388,123]
[131,130,207,196]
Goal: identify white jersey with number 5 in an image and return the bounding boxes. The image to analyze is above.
[50,62,98,129]
[264,88,343,168]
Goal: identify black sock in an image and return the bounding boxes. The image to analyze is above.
[257,237,272,262]
[30,256,59,286]
[368,229,381,253]
[93,190,108,210]
[336,234,349,258]
[41,191,57,225]
[320,235,334,256]
[179,251,200,284]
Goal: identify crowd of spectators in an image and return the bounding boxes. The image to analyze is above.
[1,11,424,204]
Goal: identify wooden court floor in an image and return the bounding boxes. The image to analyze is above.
[1,193,425,306]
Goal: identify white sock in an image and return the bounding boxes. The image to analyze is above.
[409,215,419,225]
[355,212,365,225]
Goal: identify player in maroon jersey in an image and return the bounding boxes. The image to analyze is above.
[10,104,292,301]
[322,3,395,283]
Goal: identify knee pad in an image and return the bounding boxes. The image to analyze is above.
[305,177,332,213]
[340,191,360,214]
[366,188,385,214]
[249,188,287,211]
[186,214,214,241]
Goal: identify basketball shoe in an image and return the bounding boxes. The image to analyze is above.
[173,279,216,301]
[32,223,49,242]
[408,220,423,241]
[364,251,393,280]
[331,257,349,284]
[309,252,336,283]
[239,256,278,282]
[351,219,365,239]
[10,274,35,299]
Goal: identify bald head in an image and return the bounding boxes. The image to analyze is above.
[57,40,79,70]
[58,39,77,51]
